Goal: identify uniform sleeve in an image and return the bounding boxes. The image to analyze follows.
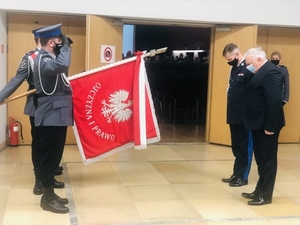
[282,67,290,102]
[0,54,29,103]
[39,46,71,76]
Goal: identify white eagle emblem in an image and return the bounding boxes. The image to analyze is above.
[101,90,133,123]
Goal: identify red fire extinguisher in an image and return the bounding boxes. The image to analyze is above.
[8,117,24,147]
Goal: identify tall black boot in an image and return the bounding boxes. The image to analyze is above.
[33,179,43,195]
[41,186,69,214]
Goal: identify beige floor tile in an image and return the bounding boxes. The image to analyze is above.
[209,220,271,225]
[275,169,299,182]
[115,171,169,186]
[133,199,203,221]
[173,183,235,199]
[73,184,130,204]
[6,189,38,207]
[14,163,33,175]
[0,148,20,164]
[139,145,185,161]
[160,171,214,184]
[249,197,300,217]
[76,201,143,224]
[0,176,13,189]
[189,198,260,219]
[275,181,300,197]
[152,161,207,172]
[269,218,300,225]
[170,145,223,160]
[125,184,183,201]
[106,147,147,162]
[3,206,70,225]
[0,164,16,176]
[0,143,299,224]
[11,174,33,189]
[110,161,158,172]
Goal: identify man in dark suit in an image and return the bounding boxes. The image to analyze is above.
[242,47,285,206]
[221,43,253,187]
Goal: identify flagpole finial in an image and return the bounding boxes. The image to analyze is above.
[142,47,168,58]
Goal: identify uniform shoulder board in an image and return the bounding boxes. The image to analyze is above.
[25,50,35,56]
[279,65,286,68]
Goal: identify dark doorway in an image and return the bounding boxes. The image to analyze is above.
[134,25,211,143]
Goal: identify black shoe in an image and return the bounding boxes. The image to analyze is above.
[222,175,237,183]
[242,191,258,199]
[33,179,43,195]
[41,197,69,214]
[41,194,68,207]
[55,169,62,176]
[55,166,63,176]
[229,178,248,187]
[248,197,272,206]
[53,179,65,189]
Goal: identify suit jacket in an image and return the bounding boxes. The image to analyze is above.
[243,60,285,131]
[227,59,252,124]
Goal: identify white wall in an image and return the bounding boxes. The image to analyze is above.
[0,10,7,146]
[0,0,300,28]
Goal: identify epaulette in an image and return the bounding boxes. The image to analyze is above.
[279,65,286,68]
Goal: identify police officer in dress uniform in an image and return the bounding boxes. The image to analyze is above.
[0,27,63,196]
[270,51,290,105]
[33,24,73,214]
[221,43,253,187]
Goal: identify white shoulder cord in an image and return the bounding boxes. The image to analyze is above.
[37,54,59,96]
[60,73,70,87]
[28,55,34,80]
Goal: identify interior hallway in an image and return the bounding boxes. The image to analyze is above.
[0,137,300,225]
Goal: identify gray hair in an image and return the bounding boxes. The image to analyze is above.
[244,47,266,60]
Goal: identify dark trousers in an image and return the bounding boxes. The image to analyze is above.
[30,116,41,179]
[229,124,253,180]
[39,126,67,187]
[252,128,281,200]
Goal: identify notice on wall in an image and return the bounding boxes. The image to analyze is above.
[100,45,115,64]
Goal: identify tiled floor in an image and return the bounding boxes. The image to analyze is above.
[0,143,300,225]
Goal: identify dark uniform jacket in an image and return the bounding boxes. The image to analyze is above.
[243,60,285,132]
[227,59,252,124]
[0,49,39,117]
[33,46,73,127]
[277,65,290,103]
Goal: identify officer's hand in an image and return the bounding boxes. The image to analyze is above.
[62,35,73,47]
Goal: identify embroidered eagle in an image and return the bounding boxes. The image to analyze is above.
[101,90,133,123]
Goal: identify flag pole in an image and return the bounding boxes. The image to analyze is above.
[0,89,36,105]
[1,47,167,104]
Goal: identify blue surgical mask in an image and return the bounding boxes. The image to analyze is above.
[246,64,256,73]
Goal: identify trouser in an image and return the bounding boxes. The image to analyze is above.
[230,124,253,180]
[252,127,281,200]
[30,116,41,179]
[39,126,67,187]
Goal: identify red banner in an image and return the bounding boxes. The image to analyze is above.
[70,54,160,164]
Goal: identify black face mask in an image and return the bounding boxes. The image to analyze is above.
[53,42,63,55]
[271,59,280,66]
[227,58,238,67]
